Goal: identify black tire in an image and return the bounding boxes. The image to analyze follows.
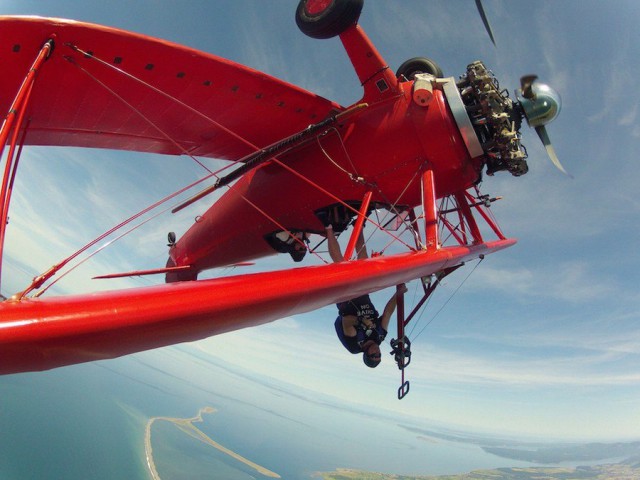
[396,57,444,80]
[295,0,364,39]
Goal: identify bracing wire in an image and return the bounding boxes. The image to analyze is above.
[64,55,214,174]
[65,43,262,160]
[313,132,424,255]
[21,44,292,294]
[61,43,343,268]
[22,43,432,292]
[34,201,177,297]
[409,256,484,342]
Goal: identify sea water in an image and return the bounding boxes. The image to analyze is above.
[0,346,542,479]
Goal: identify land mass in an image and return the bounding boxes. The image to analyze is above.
[482,441,640,463]
[318,461,640,480]
[399,424,640,464]
[145,406,280,479]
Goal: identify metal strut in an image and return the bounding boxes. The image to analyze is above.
[343,191,373,260]
[0,38,54,295]
[390,283,411,399]
[389,265,463,399]
[421,169,439,250]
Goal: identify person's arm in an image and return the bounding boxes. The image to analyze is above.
[340,315,359,337]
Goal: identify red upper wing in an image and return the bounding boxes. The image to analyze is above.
[0,16,343,160]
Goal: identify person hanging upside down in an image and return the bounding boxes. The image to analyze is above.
[326,224,407,368]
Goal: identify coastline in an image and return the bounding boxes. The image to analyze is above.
[144,406,280,479]
[317,462,640,480]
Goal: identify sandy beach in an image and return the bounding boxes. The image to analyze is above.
[145,406,280,479]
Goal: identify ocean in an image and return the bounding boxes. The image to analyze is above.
[0,345,551,479]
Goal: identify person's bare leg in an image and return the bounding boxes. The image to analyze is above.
[325,225,344,263]
[355,229,368,260]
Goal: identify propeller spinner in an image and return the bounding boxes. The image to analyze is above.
[515,76,570,176]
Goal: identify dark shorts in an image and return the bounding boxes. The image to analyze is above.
[334,316,361,354]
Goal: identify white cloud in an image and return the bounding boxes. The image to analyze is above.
[413,343,640,388]
[467,260,616,304]
[2,146,216,295]
[618,101,638,127]
[442,314,640,358]
[2,0,639,443]
[190,304,640,403]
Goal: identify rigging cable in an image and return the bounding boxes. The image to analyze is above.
[312,129,425,254]
[316,127,363,182]
[21,43,446,291]
[368,167,424,254]
[33,200,176,297]
[64,55,214,174]
[233,185,329,264]
[18,168,231,298]
[21,45,281,295]
[60,43,340,267]
[409,256,485,342]
[68,45,418,266]
[64,43,263,166]
[271,157,415,253]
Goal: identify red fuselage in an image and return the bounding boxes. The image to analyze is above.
[169,80,483,275]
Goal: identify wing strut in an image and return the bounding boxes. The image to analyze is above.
[422,169,439,250]
[343,190,373,260]
[0,38,54,295]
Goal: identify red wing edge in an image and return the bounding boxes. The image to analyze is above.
[0,16,343,160]
[0,240,514,375]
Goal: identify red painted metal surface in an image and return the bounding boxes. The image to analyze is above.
[0,16,487,281]
[0,16,341,159]
[162,17,484,277]
[0,240,514,374]
[169,86,482,274]
[339,24,399,102]
[0,39,54,290]
[422,169,439,249]
[0,15,517,378]
[343,190,373,260]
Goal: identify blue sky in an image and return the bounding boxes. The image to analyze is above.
[2,1,640,441]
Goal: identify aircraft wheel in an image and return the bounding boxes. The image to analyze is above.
[295,0,364,39]
[396,57,444,80]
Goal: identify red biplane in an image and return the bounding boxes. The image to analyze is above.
[0,1,563,385]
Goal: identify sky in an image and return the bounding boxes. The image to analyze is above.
[1,0,640,442]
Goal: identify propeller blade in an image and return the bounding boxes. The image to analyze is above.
[535,126,571,177]
[475,0,496,47]
[520,75,538,99]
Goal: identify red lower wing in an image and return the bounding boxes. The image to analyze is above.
[0,240,514,374]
